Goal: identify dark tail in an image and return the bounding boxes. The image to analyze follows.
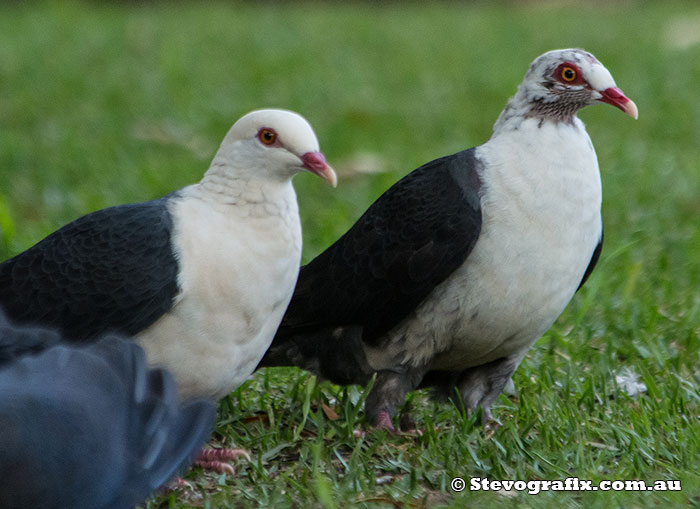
[258,325,374,387]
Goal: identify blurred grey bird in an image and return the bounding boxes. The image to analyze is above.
[0,311,215,509]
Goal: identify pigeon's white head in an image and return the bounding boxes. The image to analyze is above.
[212,109,337,187]
[501,49,638,126]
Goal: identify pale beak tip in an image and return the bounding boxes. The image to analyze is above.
[327,168,338,188]
[627,100,639,120]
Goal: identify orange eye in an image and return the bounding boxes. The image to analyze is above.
[561,66,577,82]
[258,128,277,145]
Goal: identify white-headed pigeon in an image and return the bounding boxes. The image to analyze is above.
[0,109,336,470]
[0,311,215,509]
[0,108,335,399]
[259,49,637,430]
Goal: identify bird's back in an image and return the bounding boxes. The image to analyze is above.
[0,198,180,341]
[278,149,482,343]
[259,149,483,384]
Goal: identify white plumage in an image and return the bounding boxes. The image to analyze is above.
[139,109,336,399]
[139,185,302,399]
[369,50,637,421]
[0,108,336,403]
[381,116,603,372]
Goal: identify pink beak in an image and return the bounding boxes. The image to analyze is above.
[599,87,639,119]
[300,151,337,187]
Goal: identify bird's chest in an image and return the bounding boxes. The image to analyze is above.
[178,209,301,320]
[138,195,302,399]
[389,122,603,370]
[448,126,601,360]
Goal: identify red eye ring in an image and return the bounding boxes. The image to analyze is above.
[258,128,277,145]
[554,62,583,85]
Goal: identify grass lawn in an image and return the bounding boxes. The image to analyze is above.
[1,1,700,507]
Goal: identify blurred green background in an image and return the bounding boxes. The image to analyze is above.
[1,1,699,507]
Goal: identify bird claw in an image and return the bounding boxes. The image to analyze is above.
[355,411,429,438]
[481,408,501,439]
[481,407,494,425]
[160,476,194,493]
[352,428,366,439]
[353,410,395,438]
[192,460,236,476]
[197,447,251,462]
[193,448,251,476]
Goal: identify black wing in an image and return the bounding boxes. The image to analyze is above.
[0,198,180,341]
[577,225,603,291]
[281,148,483,344]
[0,330,214,509]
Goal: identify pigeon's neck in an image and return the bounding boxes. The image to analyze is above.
[493,90,581,134]
[190,161,296,216]
[480,112,599,208]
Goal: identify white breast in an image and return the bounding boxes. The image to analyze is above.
[137,182,302,400]
[367,118,602,371]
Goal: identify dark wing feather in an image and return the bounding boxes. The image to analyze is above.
[577,225,603,291]
[281,148,483,344]
[0,198,180,340]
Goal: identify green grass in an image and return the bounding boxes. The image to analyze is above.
[2,1,700,507]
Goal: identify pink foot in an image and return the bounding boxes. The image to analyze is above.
[192,447,251,476]
[482,407,493,425]
[353,410,397,437]
[375,410,396,432]
[481,408,501,439]
[160,476,193,493]
[398,425,442,437]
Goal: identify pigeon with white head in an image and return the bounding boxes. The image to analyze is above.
[0,108,336,471]
[260,49,636,431]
